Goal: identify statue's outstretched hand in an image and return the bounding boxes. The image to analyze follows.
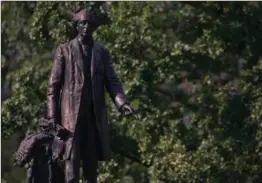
[120,104,137,118]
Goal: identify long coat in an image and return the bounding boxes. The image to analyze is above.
[47,38,129,161]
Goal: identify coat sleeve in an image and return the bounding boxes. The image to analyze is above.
[47,45,65,122]
[104,49,129,111]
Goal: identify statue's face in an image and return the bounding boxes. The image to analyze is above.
[76,12,96,38]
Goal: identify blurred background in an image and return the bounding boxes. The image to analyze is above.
[1,1,262,183]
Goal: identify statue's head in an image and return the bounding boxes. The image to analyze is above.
[72,9,100,38]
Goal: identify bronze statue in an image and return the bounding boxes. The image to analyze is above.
[47,9,135,183]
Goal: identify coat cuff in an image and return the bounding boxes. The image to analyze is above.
[114,93,130,111]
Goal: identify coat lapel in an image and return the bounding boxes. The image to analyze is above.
[71,38,84,74]
[91,41,102,79]
[71,38,102,78]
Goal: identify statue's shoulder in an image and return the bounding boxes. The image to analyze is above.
[93,40,109,54]
[55,40,74,54]
[58,40,71,49]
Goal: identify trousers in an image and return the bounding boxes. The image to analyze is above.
[64,104,99,183]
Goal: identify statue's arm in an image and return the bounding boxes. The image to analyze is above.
[104,49,129,111]
[47,45,65,123]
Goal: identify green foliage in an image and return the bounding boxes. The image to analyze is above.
[1,1,36,92]
[2,1,262,183]
[2,61,52,138]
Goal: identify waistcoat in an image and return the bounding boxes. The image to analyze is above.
[79,41,93,109]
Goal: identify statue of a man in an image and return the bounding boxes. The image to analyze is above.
[47,9,135,183]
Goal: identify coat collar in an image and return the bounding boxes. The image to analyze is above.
[71,37,102,78]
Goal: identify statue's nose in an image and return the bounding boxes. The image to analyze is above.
[84,22,88,28]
